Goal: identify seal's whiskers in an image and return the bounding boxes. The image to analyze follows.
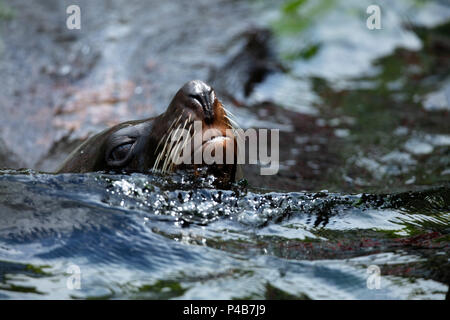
[153,115,183,171]
[165,117,189,172]
[162,118,190,172]
[169,122,193,172]
[169,115,192,171]
[155,114,182,154]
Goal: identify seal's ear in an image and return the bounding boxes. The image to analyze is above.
[105,126,139,168]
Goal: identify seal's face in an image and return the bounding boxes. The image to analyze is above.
[58,80,238,184]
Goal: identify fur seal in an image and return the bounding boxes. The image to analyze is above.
[57,80,240,184]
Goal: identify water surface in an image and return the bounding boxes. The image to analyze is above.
[0,171,448,299]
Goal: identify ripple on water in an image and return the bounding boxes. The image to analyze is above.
[0,171,448,299]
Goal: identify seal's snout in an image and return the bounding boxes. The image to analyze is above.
[182,80,215,124]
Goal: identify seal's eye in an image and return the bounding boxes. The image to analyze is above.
[106,138,136,167]
[110,143,133,162]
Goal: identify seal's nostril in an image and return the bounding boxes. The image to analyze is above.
[189,94,201,104]
[188,94,205,111]
[189,93,214,124]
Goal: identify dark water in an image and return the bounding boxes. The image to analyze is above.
[0,170,448,299]
[0,0,449,299]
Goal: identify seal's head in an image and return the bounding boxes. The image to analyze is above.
[57,80,239,185]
